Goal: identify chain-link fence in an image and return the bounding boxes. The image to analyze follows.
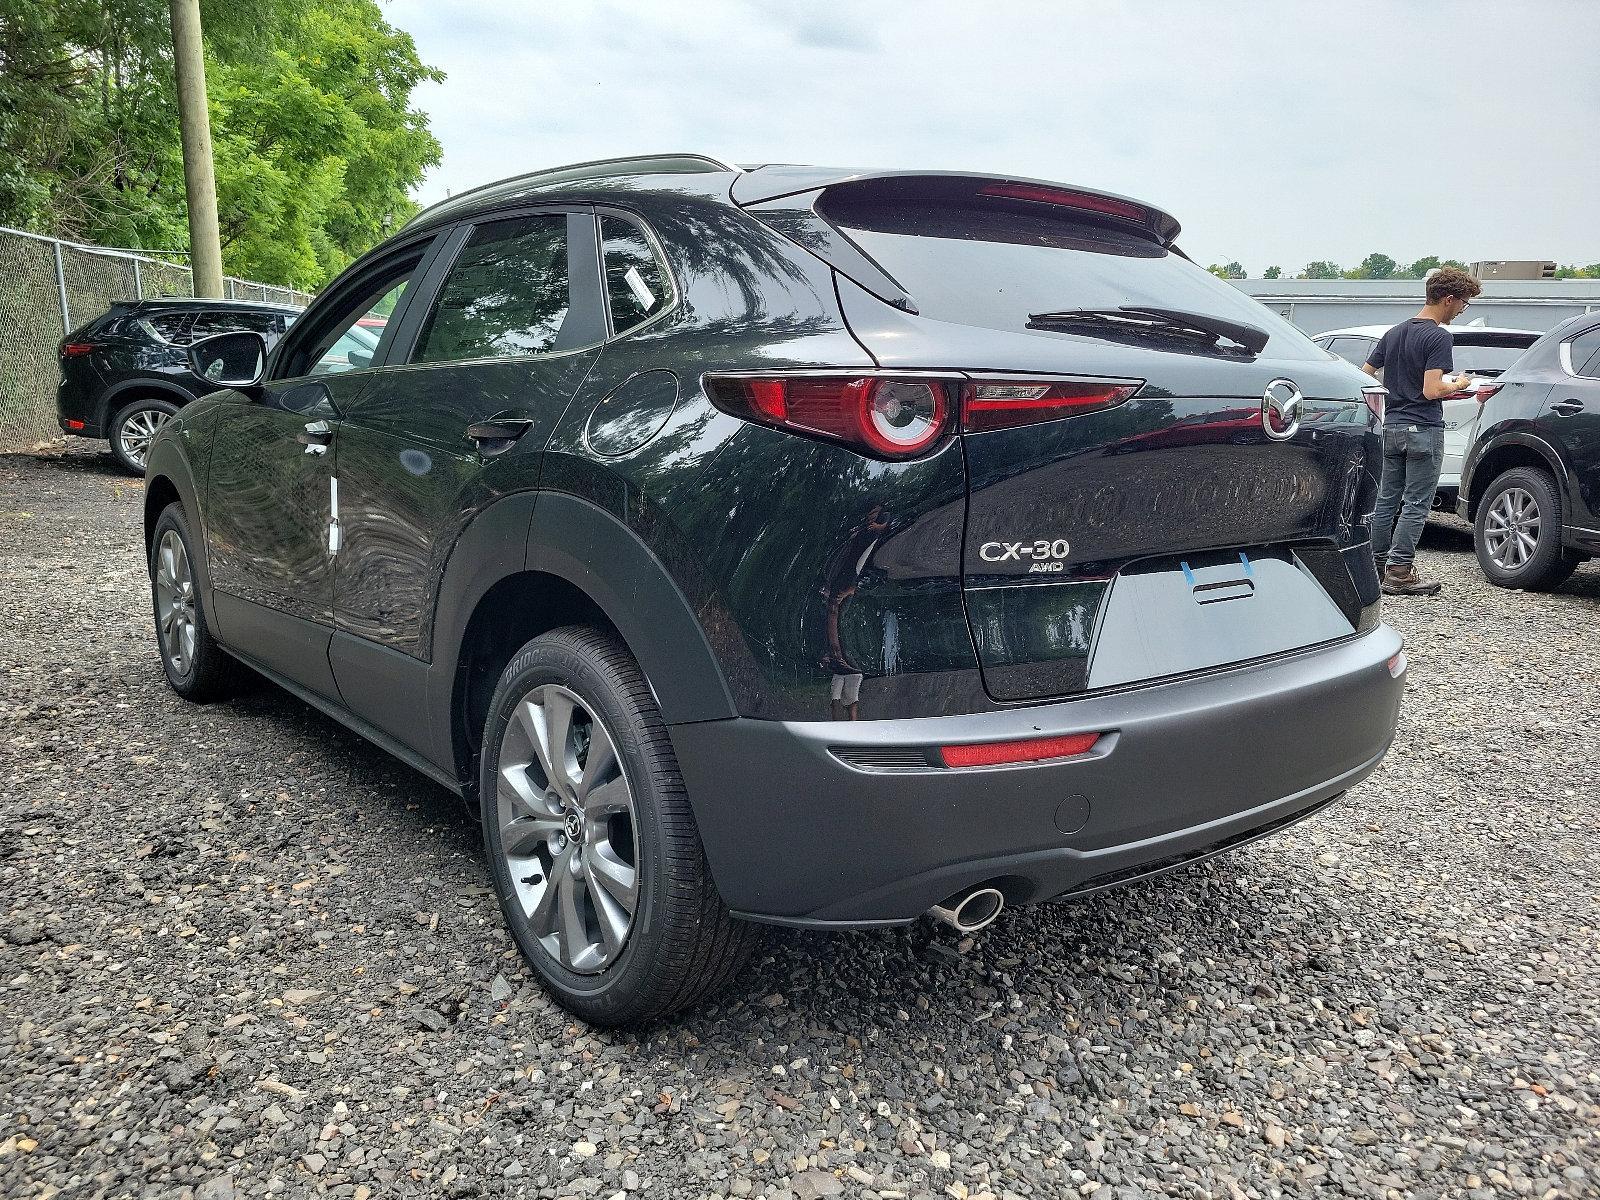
[0,226,314,451]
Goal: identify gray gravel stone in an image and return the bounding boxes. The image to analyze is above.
[2,443,1597,1200]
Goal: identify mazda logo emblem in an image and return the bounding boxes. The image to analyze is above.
[1262,379,1303,441]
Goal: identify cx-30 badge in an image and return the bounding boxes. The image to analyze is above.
[1261,378,1303,441]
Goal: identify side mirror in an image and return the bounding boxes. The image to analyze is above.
[346,347,373,370]
[188,331,266,388]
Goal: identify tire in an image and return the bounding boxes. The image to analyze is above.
[479,626,757,1026]
[1473,466,1579,591]
[149,503,239,702]
[110,397,180,474]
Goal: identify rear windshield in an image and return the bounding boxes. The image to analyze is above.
[1452,341,1535,375]
[821,196,1320,360]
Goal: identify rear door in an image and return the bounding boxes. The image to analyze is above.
[327,208,606,744]
[823,181,1379,700]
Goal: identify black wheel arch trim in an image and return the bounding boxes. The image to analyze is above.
[1460,429,1570,519]
[101,377,199,430]
[142,441,221,640]
[426,488,737,782]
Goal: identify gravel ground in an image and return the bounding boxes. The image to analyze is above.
[2,441,1598,1200]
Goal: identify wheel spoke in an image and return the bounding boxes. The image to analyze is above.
[557,869,590,969]
[531,689,575,801]
[586,845,638,915]
[501,813,564,858]
[528,848,571,935]
[497,757,548,820]
[576,723,618,807]
[583,774,630,818]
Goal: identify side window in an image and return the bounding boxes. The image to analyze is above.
[601,215,670,334]
[276,256,421,380]
[142,311,195,345]
[192,310,280,340]
[412,214,577,364]
[1566,328,1600,379]
[1324,337,1374,366]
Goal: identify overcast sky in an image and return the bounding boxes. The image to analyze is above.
[385,0,1597,274]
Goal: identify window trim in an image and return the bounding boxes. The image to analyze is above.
[1559,326,1600,379]
[267,231,441,384]
[388,206,606,371]
[595,207,681,341]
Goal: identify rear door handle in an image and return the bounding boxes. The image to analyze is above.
[1552,399,1585,417]
[465,417,533,456]
[297,419,333,455]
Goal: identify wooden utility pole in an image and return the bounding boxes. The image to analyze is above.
[168,0,224,297]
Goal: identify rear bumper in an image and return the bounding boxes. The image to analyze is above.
[671,625,1405,927]
[56,377,104,438]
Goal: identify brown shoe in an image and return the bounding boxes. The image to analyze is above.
[1381,564,1442,596]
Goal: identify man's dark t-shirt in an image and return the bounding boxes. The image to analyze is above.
[1365,318,1453,428]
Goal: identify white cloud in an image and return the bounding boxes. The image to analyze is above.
[386,0,1600,270]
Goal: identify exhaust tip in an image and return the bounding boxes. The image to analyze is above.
[928,886,1006,934]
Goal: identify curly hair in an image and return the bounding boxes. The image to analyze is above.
[1426,265,1483,305]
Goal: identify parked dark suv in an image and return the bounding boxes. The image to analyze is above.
[143,155,1406,1024]
[1457,312,1600,589]
[56,297,300,471]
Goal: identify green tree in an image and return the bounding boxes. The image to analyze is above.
[1357,253,1396,279]
[1207,261,1246,279]
[1300,261,1342,279]
[1400,255,1441,279]
[1263,265,1281,279]
[0,0,441,289]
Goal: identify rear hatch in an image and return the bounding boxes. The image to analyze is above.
[784,175,1381,701]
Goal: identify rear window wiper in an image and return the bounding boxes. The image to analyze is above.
[1027,306,1270,355]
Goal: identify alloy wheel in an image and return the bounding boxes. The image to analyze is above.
[1483,486,1540,570]
[154,530,197,675]
[495,684,640,974]
[119,408,171,470]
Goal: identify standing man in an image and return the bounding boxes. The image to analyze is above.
[1362,265,1483,596]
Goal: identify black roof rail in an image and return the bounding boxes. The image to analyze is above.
[403,153,737,230]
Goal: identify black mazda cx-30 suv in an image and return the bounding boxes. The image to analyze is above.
[143,155,1405,1024]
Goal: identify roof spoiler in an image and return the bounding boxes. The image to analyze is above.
[731,167,1180,245]
[734,168,1181,315]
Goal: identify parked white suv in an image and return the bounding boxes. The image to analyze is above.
[1313,324,1539,507]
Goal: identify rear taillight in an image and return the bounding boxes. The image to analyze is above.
[705,374,953,459]
[705,373,1142,457]
[962,379,1138,434]
[61,342,95,357]
[1361,386,1386,422]
[1475,383,1504,405]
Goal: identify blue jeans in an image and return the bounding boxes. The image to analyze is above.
[1372,424,1445,568]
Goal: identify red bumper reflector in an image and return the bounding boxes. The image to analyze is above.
[1387,652,1407,678]
[61,343,95,356]
[65,419,85,430]
[940,732,1101,769]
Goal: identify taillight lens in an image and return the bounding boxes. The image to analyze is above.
[705,375,952,459]
[962,379,1138,433]
[1361,386,1386,422]
[61,342,95,357]
[705,373,1141,456]
[940,732,1101,768]
[1475,383,1503,405]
